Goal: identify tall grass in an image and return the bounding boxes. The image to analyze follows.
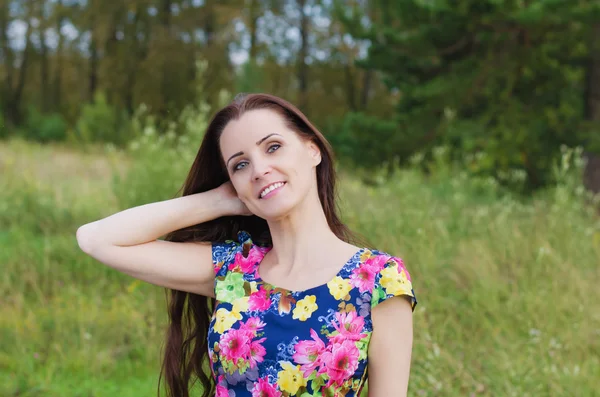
[340,148,600,396]
[1,132,598,396]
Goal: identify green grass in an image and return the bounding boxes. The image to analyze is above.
[1,137,599,396]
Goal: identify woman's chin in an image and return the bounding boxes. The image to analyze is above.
[253,201,296,221]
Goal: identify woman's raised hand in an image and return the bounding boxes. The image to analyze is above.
[214,181,253,216]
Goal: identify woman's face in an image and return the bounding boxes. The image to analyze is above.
[219,108,321,219]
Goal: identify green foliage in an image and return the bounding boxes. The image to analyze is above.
[339,0,600,191]
[340,146,600,396]
[21,106,68,143]
[0,177,76,235]
[110,107,206,208]
[75,92,131,146]
[111,61,224,208]
[235,61,267,94]
[333,111,410,170]
[0,139,108,234]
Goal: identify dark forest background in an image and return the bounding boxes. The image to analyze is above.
[1,0,600,193]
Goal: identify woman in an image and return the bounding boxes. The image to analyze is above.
[76,93,417,397]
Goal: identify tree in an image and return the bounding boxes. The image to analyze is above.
[0,0,15,122]
[0,0,394,145]
[583,21,600,194]
[8,0,34,124]
[336,0,600,190]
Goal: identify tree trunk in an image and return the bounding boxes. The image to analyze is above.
[160,0,172,27]
[104,4,123,105]
[12,13,32,124]
[204,0,215,48]
[89,14,98,102]
[200,0,221,109]
[124,9,140,115]
[248,0,259,62]
[125,7,149,114]
[583,23,600,194]
[53,0,65,110]
[359,0,374,111]
[359,69,372,110]
[0,3,14,120]
[344,63,357,111]
[39,10,49,112]
[159,0,172,118]
[297,0,309,113]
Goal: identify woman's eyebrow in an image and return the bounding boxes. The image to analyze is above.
[226,133,283,166]
[256,133,282,145]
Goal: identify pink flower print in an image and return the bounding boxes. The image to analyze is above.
[219,328,251,363]
[248,286,272,311]
[251,376,282,397]
[239,317,266,338]
[293,329,326,376]
[350,264,377,293]
[365,254,388,272]
[350,254,389,293]
[215,375,229,397]
[215,384,229,397]
[320,340,360,388]
[390,256,411,281]
[234,246,265,274]
[330,311,367,343]
[254,245,271,256]
[248,337,267,368]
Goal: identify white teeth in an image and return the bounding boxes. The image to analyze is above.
[260,182,284,198]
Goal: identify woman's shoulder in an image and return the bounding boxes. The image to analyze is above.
[358,246,407,270]
[358,246,417,311]
[212,230,270,277]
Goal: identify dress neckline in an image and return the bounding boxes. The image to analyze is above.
[252,245,367,294]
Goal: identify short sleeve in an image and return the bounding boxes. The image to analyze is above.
[371,255,417,311]
[211,231,252,277]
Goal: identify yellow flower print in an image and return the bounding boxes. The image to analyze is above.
[384,280,413,297]
[380,262,398,279]
[232,296,250,314]
[249,281,258,294]
[381,264,413,297]
[327,276,352,300]
[213,308,241,334]
[292,295,318,321]
[277,361,307,395]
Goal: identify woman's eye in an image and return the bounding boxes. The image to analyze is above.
[232,145,279,172]
[268,144,281,153]
[234,161,248,171]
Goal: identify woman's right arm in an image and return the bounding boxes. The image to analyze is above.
[76,184,244,297]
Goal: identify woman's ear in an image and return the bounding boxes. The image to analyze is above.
[307,141,322,166]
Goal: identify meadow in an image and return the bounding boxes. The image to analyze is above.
[1,134,599,397]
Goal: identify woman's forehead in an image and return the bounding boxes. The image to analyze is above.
[220,109,295,151]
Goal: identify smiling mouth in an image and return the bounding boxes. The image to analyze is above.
[259,182,286,199]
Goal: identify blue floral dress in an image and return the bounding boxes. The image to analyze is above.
[208,231,417,397]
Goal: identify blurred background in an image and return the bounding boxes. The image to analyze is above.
[1,0,599,396]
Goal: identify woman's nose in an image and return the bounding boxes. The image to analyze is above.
[252,159,271,181]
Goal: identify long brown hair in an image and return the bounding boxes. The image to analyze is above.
[159,93,366,397]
